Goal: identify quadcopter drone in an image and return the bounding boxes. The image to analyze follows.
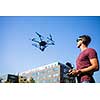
[30,32,55,51]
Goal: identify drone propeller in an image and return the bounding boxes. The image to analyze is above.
[49,34,52,39]
[35,32,43,38]
[31,38,39,43]
[47,34,55,44]
[31,38,36,41]
[47,34,53,40]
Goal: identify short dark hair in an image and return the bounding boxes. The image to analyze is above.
[78,35,91,46]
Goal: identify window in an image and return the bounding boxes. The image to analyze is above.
[53,73,59,77]
[41,80,46,83]
[53,67,59,71]
[32,73,36,76]
[36,77,39,80]
[47,70,51,74]
[24,79,27,81]
[53,78,59,82]
[48,74,51,77]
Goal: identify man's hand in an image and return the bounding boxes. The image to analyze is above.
[68,69,80,76]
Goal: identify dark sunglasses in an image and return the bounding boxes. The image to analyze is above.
[76,38,82,42]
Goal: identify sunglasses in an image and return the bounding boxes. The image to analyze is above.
[76,38,82,42]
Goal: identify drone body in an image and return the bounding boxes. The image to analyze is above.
[31,32,55,51]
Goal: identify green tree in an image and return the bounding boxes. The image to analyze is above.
[29,77,35,83]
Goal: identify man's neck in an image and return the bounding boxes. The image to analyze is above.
[80,45,88,52]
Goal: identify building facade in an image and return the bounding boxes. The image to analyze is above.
[0,74,18,83]
[19,62,76,83]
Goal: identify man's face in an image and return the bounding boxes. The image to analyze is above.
[76,38,83,48]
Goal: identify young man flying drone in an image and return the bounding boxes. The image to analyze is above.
[69,35,99,83]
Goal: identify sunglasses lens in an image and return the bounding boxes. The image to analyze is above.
[76,39,79,42]
[76,39,82,42]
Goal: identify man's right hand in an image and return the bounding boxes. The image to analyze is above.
[68,69,81,76]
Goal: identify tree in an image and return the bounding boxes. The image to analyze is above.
[29,77,35,83]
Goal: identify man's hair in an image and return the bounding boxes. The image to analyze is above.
[78,35,91,46]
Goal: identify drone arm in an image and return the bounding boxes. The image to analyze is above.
[32,38,40,43]
[32,43,39,48]
[32,43,46,51]
[47,43,55,45]
[40,45,47,51]
[35,32,44,41]
[46,39,55,45]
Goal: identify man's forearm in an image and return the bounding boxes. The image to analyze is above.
[79,65,96,73]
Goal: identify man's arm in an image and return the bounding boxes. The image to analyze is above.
[80,48,99,73]
[69,58,99,76]
[80,58,99,73]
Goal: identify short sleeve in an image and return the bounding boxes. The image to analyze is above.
[88,48,97,59]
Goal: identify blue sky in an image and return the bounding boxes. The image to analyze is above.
[0,16,100,82]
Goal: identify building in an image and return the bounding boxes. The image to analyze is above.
[7,74,19,83]
[0,74,8,83]
[19,76,28,83]
[0,74,18,83]
[19,62,76,83]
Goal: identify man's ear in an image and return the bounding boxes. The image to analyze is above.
[79,40,83,44]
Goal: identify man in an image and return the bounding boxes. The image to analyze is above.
[69,35,99,83]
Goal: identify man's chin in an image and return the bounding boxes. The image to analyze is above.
[77,45,80,48]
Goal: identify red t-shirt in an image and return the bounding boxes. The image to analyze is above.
[76,48,98,82]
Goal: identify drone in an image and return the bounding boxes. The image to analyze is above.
[30,32,55,51]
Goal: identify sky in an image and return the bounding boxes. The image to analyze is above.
[0,16,100,82]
